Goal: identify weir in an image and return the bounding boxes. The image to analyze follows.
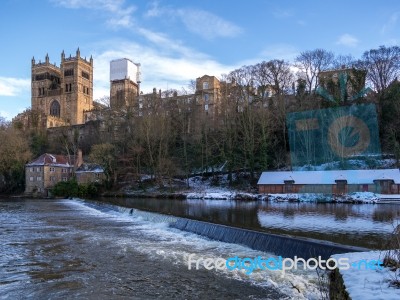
[170,218,369,260]
[80,200,370,260]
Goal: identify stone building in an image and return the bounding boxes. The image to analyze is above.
[31,48,93,127]
[25,153,74,196]
[318,66,367,99]
[110,58,141,110]
[75,163,105,184]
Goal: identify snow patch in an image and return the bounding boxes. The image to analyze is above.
[332,251,400,300]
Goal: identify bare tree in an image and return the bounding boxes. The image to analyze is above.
[333,54,356,69]
[295,49,334,93]
[362,45,400,94]
[254,59,295,96]
[95,96,111,107]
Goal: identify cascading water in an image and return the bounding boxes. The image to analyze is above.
[170,218,368,260]
[83,198,368,259]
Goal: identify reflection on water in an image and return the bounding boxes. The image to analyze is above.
[101,197,400,249]
[1,198,314,299]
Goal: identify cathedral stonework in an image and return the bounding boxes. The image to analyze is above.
[31,48,93,127]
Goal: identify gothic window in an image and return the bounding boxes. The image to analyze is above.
[64,69,74,77]
[82,71,90,80]
[203,81,209,89]
[65,83,72,92]
[50,100,60,117]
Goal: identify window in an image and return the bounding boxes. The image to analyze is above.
[65,83,72,92]
[64,69,74,77]
[203,82,209,89]
[82,71,90,80]
[62,177,68,182]
[29,176,34,182]
[204,94,209,102]
[50,167,55,172]
[30,167,34,172]
[50,100,60,117]
[37,176,42,181]
[62,168,67,173]
[50,176,56,182]
[83,86,90,95]
[36,167,40,172]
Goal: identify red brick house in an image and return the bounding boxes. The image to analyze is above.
[257,169,400,195]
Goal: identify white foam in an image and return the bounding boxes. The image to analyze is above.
[62,198,322,299]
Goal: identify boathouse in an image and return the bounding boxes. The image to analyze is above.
[257,169,400,194]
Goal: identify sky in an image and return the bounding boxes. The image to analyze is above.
[0,0,399,120]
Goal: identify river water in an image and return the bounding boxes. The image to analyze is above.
[99,197,400,249]
[1,198,325,299]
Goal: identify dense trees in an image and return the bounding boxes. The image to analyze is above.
[5,44,400,192]
[0,120,32,193]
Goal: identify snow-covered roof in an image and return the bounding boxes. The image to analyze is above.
[257,169,400,185]
[75,163,104,173]
[26,153,71,167]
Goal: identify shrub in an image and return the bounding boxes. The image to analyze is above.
[51,179,100,198]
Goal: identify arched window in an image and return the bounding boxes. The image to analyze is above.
[50,100,60,117]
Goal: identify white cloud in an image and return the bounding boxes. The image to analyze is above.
[176,9,242,39]
[144,3,242,39]
[336,34,359,47]
[90,38,236,99]
[52,0,136,28]
[144,1,162,18]
[273,9,294,19]
[381,12,399,34]
[0,77,30,97]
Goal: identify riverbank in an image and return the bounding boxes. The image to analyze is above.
[104,175,390,203]
[330,250,400,299]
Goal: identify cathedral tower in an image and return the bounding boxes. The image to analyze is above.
[110,58,140,110]
[31,49,93,127]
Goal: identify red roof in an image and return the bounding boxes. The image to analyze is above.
[26,153,71,167]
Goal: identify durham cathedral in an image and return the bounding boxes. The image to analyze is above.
[15,48,226,133]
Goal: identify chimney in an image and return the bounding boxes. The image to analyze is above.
[75,149,83,168]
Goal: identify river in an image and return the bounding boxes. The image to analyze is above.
[1,198,326,299]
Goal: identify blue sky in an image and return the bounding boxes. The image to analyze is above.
[0,0,399,120]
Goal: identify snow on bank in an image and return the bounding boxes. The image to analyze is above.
[186,190,260,200]
[266,192,379,203]
[331,251,400,300]
[185,175,261,200]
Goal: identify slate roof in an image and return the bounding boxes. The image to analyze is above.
[75,163,104,173]
[26,153,72,167]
